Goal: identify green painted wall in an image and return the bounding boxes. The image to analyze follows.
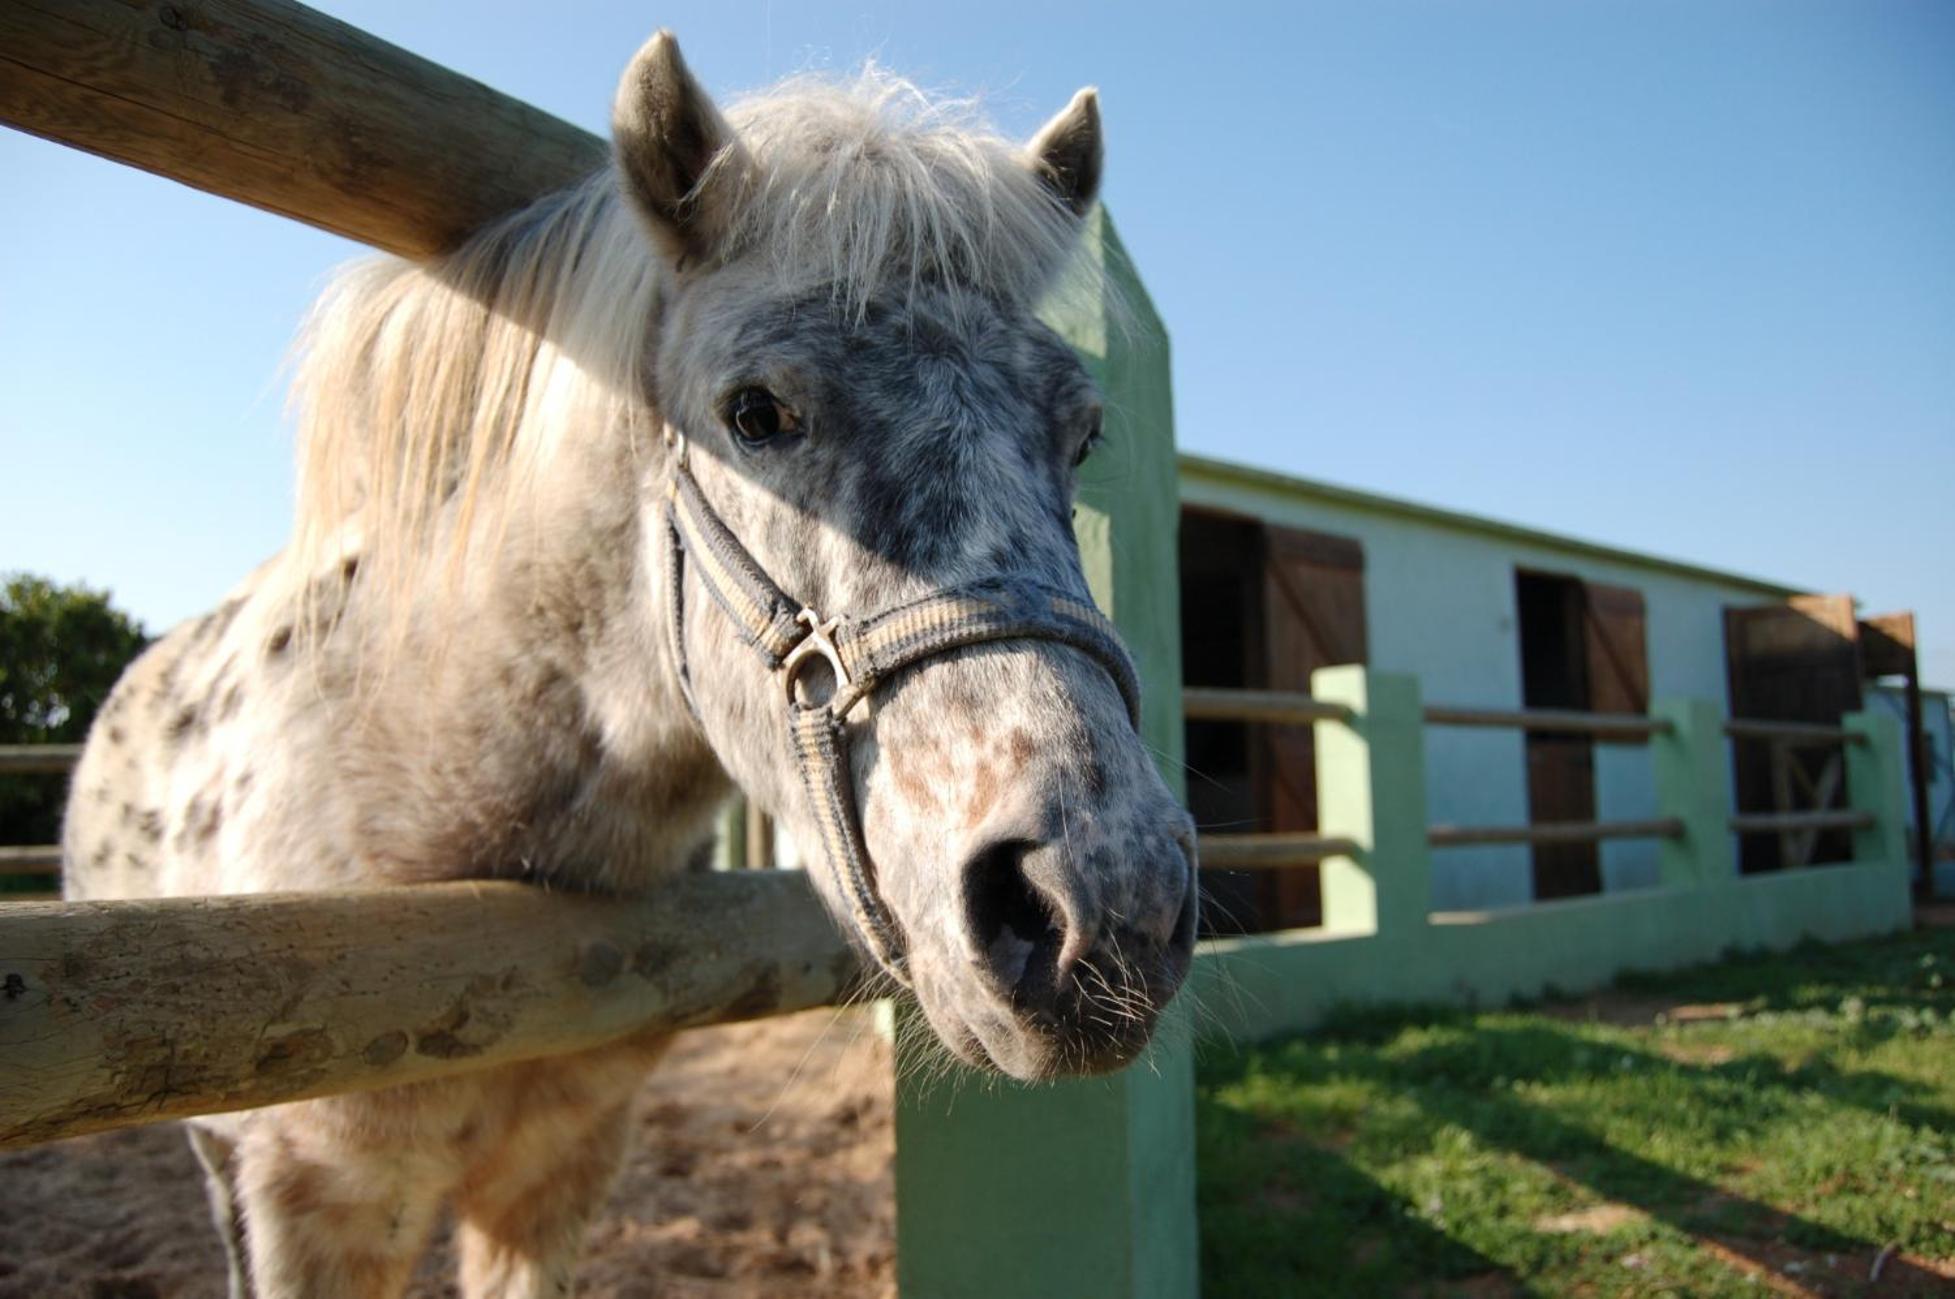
[1192,669,1915,1046]
[892,210,1198,1299]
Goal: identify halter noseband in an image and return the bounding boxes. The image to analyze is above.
[660,430,1141,987]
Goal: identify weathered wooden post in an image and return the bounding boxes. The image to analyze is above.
[1310,666,1431,939]
[891,211,1199,1299]
[1650,697,1737,887]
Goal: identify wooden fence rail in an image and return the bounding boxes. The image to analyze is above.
[1421,705,1675,739]
[0,745,82,775]
[1729,810,1875,836]
[1197,833,1360,869]
[1428,817,1685,849]
[0,873,858,1149]
[1178,688,1677,740]
[1181,688,1353,726]
[0,0,606,256]
[1722,718,1864,746]
[0,846,61,876]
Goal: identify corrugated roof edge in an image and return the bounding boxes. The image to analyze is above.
[1178,453,1801,600]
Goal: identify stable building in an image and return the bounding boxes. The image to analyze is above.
[1177,453,1944,933]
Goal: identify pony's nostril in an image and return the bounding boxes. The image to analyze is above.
[1171,832,1200,949]
[1171,865,1199,951]
[964,840,1068,1003]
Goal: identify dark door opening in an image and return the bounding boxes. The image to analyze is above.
[1516,571,1602,899]
[1724,596,1863,872]
[1514,570,1651,900]
[1180,509,1368,935]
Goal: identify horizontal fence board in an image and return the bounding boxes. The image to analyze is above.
[0,874,860,1150]
[1729,810,1875,836]
[0,745,82,775]
[1181,688,1354,726]
[1428,817,1685,848]
[0,846,62,877]
[0,0,608,257]
[1722,718,1862,746]
[1422,705,1674,739]
[1198,832,1360,869]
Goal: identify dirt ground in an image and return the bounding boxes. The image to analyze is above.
[0,1008,896,1299]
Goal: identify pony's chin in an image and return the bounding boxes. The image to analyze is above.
[916,986,1157,1083]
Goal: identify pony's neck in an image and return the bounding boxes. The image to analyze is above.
[287,177,730,887]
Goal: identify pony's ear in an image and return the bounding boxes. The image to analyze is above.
[1026,88,1103,218]
[612,32,749,264]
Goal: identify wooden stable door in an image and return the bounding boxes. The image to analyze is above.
[1254,526,1369,928]
[1724,595,1864,872]
[1516,572,1650,899]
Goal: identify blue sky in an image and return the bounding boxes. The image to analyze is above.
[3,2,1950,684]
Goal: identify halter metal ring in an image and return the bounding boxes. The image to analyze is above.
[782,608,850,703]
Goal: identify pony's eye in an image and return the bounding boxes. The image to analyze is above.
[1072,408,1105,468]
[725,387,800,448]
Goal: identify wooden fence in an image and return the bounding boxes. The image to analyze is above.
[1189,667,1912,1045]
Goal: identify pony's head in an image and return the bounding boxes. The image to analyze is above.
[618,34,1196,1080]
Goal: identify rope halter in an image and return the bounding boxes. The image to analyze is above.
[660,431,1141,986]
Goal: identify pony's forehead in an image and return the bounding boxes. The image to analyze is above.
[712,70,1091,311]
[694,278,1091,398]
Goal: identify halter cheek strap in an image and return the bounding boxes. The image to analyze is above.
[661,442,1141,987]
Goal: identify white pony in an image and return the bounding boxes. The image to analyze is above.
[65,32,1196,1297]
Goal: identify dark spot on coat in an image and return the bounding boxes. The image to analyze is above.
[1009,729,1037,766]
[107,726,127,745]
[174,796,214,852]
[167,706,200,742]
[363,1031,409,1067]
[198,799,223,843]
[1081,757,1108,800]
[341,556,360,584]
[136,810,164,843]
[219,682,246,720]
[266,626,293,656]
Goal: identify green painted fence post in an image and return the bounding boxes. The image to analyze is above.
[712,800,746,872]
[890,209,1197,1299]
[1310,667,1431,938]
[1650,698,1736,887]
[1843,709,1909,868]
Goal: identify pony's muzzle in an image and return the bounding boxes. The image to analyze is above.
[955,820,1197,1078]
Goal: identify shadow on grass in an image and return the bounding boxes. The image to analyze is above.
[1199,1094,1541,1298]
[1198,928,1955,1296]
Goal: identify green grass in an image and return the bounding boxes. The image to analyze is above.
[1196,924,1955,1297]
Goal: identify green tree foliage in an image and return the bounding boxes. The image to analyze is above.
[0,574,149,854]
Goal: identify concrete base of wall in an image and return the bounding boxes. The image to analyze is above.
[1193,858,1913,1044]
